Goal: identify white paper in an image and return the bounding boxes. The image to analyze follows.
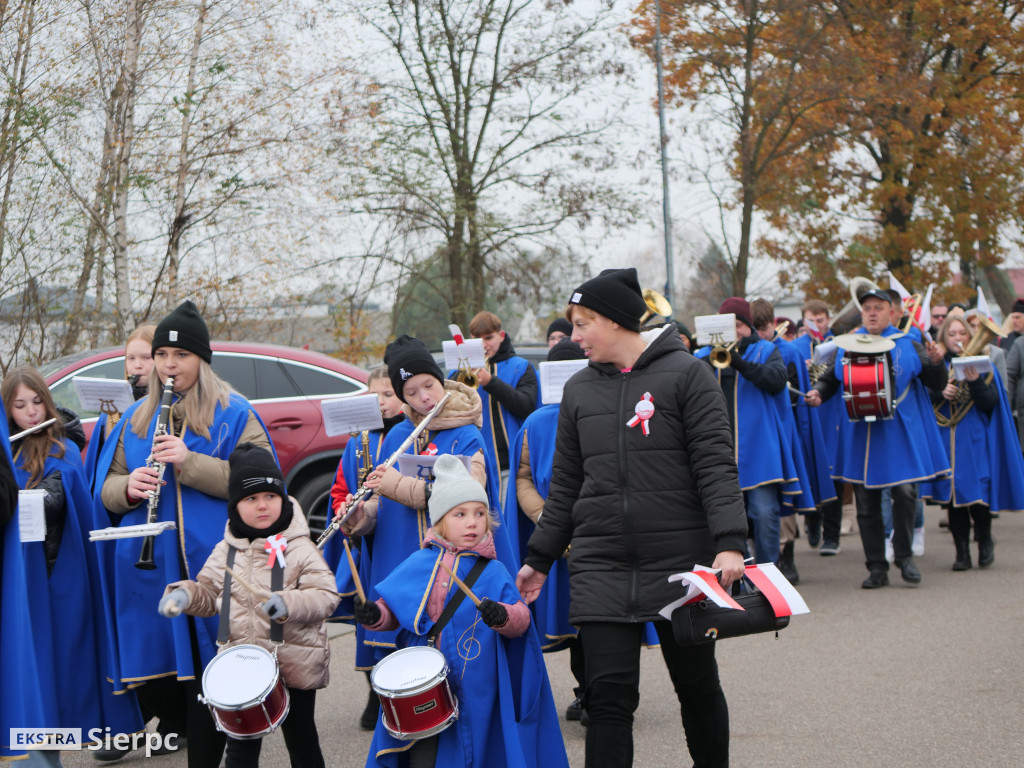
[811,340,838,367]
[18,489,47,543]
[72,376,135,416]
[442,338,486,371]
[320,393,385,437]
[951,355,993,381]
[694,314,737,347]
[396,453,472,482]
[539,359,589,404]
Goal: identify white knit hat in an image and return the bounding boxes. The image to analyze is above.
[428,454,490,525]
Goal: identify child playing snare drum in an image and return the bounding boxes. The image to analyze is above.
[353,454,568,768]
[158,443,339,768]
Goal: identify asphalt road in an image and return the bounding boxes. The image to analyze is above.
[61,502,1024,767]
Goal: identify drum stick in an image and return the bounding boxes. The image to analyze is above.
[439,561,482,608]
[788,383,809,398]
[343,538,366,603]
[224,565,273,601]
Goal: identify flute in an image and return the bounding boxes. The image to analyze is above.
[316,392,452,550]
[9,418,58,443]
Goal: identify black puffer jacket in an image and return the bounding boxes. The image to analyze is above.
[525,326,747,623]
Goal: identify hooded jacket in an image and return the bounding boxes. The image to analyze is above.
[167,508,340,690]
[525,326,747,623]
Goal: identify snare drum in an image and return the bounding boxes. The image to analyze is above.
[842,353,894,422]
[370,646,458,740]
[200,644,290,739]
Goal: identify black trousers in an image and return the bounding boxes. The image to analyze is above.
[949,503,992,543]
[579,621,729,768]
[224,687,325,768]
[820,481,845,542]
[853,482,917,572]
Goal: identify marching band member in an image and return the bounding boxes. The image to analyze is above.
[517,268,747,768]
[354,454,567,768]
[2,368,142,759]
[806,289,950,588]
[324,365,406,730]
[964,308,1008,390]
[694,297,815,568]
[341,335,513,668]
[94,300,272,768]
[921,316,1024,569]
[159,444,338,768]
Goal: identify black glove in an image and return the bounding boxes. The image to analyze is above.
[478,598,508,628]
[353,596,382,626]
[728,347,746,370]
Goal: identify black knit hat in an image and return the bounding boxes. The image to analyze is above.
[152,300,212,363]
[547,337,585,362]
[1012,298,1024,315]
[568,268,647,332]
[384,335,445,403]
[228,443,286,511]
[546,317,572,340]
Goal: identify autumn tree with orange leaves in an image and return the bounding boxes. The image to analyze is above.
[635,0,1024,311]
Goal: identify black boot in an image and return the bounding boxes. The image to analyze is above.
[977,536,995,568]
[952,536,972,571]
[777,541,799,585]
[360,670,379,730]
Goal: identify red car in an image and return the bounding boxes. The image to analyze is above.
[40,342,368,533]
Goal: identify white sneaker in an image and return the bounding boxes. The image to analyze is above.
[885,536,894,564]
[912,527,925,557]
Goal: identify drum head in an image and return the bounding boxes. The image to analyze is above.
[371,646,447,695]
[203,645,278,708]
[834,333,895,354]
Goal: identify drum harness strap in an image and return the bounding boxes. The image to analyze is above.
[219,546,284,646]
[426,557,487,648]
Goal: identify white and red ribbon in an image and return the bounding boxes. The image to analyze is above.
[448,324,466,347]
[265,533,288,569]
[421,442,438,456]
[626,392,655,436]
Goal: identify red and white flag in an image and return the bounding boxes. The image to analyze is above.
[888,272,912,301]
[977,286,994,322]
[742,562,810,617]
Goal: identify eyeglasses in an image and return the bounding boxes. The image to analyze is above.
[931,312,947,320]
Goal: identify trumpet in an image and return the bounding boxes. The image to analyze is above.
[454,358,484,389]
[136,376,176,570]
[316,392,452,550]
[355,429,372,486]
[640,289,673,324]
[935,316,1002,428]
[710,341,738,369]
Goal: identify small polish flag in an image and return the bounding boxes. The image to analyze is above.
[743,563,810,616]
[977,286,994,322]
[448,324,466,347]
[888,272,912,301]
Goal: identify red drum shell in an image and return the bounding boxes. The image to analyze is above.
[371,646,458,741]
[842,353,894,421]
[201,644,290,739]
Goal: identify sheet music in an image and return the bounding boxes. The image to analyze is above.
[951,355,993,381]
[396,453,472,482]
[539,360,589,404]
[320,393,385,436]
[18,489,46,543]
[72,377,135,415]
[694,314,737,347]
[812,340,838,367]
[442,338,486,370]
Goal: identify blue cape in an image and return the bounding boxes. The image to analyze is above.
[366,545,568,768]
[921,369,1024,511]
[1,407,48,759]
[324,429,386,669]
[774,338,837,504]
[91,394,268,687]
[696,339,815,510]
[830,326,951,487]
[360,417,515,662]
[12,439,143,740]
[792,332,845,475]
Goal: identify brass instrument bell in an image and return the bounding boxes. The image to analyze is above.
[640,289,673,324]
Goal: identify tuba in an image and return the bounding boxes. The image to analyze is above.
[935,316,1002,428]
[829,277,881,335]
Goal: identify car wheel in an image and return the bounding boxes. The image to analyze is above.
[294,471,334,536]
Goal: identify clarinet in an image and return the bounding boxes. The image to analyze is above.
[135,376,175,570]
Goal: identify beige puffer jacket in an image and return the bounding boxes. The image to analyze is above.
[166,507,340,690]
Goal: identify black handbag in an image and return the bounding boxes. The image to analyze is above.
[671,590,790,646]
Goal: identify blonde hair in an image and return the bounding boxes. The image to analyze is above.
[124,322,156,378]
[367,364,389,384]
[434,502,500,540]
[2,366,66,487]
[938,314,974,352]
[130,359,234,441]
[565,304,597,322]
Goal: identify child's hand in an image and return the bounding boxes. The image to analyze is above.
[353,596,382,626]
[478,598,508,628]
[159,589,189,618]
[260,593,288,622]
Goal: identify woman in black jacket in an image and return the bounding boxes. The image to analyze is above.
[516,268,747,768]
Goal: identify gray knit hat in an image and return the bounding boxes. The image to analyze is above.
[428,454,490,526]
